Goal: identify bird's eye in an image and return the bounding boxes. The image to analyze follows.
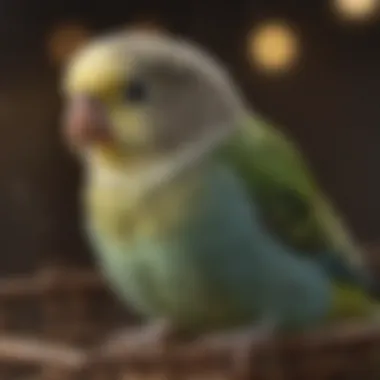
[124,79,148,103]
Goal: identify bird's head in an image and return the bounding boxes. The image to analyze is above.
[62,30,245,168]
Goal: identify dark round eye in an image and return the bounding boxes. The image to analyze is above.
[124,79,148,102]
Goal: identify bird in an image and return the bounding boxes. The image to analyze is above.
[61,29,379,369]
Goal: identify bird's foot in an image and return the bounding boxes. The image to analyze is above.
[98,320,191,356]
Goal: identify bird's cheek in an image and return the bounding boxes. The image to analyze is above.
[110,108,153,148]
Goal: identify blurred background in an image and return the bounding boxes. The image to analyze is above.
[0,0,380,378]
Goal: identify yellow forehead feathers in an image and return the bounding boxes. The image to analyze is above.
[63,42,128,97]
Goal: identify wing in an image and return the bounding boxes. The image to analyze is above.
[220,115,372,291]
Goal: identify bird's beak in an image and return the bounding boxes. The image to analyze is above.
[62,95,113,150]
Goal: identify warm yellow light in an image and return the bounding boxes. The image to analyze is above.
[332,0,379,21]
[47,23,91,65]
[247,20,299,74]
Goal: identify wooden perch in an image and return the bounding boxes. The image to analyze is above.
[0,321,379,378]
[87,321,380,366]
[0,335,87,369]
[0,262,379,378]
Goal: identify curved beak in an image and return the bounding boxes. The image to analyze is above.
[62,95,113,150]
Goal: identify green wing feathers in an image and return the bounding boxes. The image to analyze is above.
[221,114,380,319]
[222,115,364,272]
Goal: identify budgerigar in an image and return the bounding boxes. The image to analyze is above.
[61,30,379,357]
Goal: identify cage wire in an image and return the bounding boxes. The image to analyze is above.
[0,246,380,380]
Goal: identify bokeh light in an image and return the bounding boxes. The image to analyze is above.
[247,20,299,75]
[332,0,379,22]
[47,22,92,66]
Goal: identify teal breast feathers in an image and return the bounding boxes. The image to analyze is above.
[85,164,331,331]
